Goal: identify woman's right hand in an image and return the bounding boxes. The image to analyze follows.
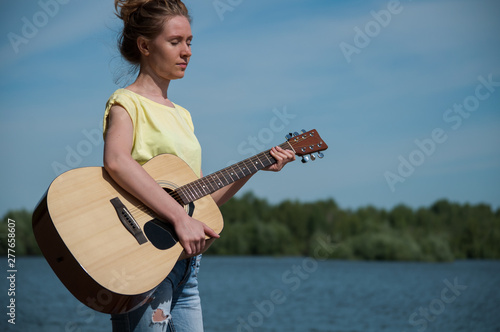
[173,215,220,257]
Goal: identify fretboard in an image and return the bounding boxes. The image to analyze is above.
[175,141,294,204]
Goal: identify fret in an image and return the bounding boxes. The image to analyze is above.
[248,156,261,171]
[262,152,272,165]
[236,163,250,177]
[203,175,215,192]
[241,159,253,173]
[187,182,201,200]
[183,184,196,202]
[252,154,263,168]
[206,174,217,189]
[204,176,213,189]
[176,187,187,204]
[176,188,190,205]
[257,155,265,168]
[212,173,225,188]
[258,153,271,168]
[227,166,240,182]
[216,170,231,185]
[204,175,217,192]
[203,177,213,193]
[198,178,209,196]
[282,142,295,154]
[235,163,247,178]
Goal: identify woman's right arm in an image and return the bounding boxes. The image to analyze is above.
[103,105,219,256]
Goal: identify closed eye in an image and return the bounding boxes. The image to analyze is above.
[170,40,192,47]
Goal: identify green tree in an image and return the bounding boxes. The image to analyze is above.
[3,194,500,261]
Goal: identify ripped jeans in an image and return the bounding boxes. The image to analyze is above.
[111,255,203,332]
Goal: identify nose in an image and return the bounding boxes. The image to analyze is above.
[181,42,192,58]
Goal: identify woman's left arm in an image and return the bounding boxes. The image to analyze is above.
[210,146,295,206]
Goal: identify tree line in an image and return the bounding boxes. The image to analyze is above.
[2,192,499,261]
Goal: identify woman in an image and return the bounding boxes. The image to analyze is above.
[104,0,295,331]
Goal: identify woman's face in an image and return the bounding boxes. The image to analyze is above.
[142,15,192,81]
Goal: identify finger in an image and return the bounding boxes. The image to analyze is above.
[195,238,204,255]
[203,224,220,238]
[276,146,292,157]
[278,147,295,161]
[270,147,285,160]
[183,242,193,256]
[278,148,295,162]
[285,150,296,161]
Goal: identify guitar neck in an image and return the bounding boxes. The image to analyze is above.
[175,141,294,204]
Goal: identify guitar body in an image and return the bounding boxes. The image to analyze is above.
[32,154,223,314]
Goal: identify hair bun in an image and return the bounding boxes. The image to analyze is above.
[115,0,152,25]
[115,0,190,25]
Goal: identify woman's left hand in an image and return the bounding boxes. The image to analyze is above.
[263,146,296,172]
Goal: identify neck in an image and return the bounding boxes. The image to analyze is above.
[131,66,171,100]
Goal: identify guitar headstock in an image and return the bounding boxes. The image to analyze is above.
[286,129,328,163]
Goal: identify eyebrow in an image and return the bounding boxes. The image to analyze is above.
[167,34,193,40]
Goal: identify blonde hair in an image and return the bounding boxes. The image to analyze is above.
[114,0,191,66]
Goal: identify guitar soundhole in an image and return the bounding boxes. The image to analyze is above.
[144,219,179,250]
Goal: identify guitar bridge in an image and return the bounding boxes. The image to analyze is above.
[110,197,148,245]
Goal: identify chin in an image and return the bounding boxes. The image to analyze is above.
[170,72,186,80]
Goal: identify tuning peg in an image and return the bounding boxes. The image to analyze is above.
[293,132,299,136]
[318,152,324,159]
[285,133,292,140]
[310,154,316,161]
[301,129,306,134]
[301,155,310,163]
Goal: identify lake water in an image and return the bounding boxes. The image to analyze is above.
[1,257,499,332]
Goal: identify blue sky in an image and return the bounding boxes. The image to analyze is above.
[1,0,499,217]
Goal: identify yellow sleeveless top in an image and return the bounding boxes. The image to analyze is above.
[103,89,202,177]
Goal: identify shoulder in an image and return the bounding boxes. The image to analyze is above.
[106,89,141,109]
[104,89,141,135]
[105,89,145,124]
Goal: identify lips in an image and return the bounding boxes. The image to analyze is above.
[177,63,187,69]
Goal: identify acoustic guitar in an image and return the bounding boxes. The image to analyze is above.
[32,129,328,314]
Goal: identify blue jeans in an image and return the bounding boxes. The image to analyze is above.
[111,255,204,332]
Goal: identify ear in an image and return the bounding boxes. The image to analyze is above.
[137,36,150,56]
